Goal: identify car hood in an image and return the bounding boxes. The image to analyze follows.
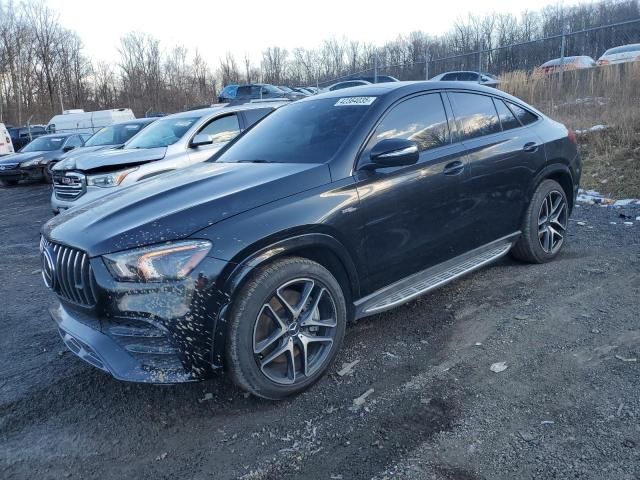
[0,151,54,165]
[43,161,331,257]
[59,144,122,162]
[54,146,167,172]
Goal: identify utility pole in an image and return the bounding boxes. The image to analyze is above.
[425,46,430,80]
[559,23,569,87]
[373,50,378,83]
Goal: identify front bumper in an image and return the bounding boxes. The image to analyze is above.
[0,167,40,182]
[51,303,197,383]
[47,255,231,383]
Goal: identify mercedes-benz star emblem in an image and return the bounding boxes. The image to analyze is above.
[41,247,56,290]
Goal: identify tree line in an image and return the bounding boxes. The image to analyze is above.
[1,0,639,126]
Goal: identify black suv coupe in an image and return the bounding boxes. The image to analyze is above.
[41,81,580,399]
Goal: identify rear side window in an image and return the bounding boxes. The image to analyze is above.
[457,72,479,81]
[367,93,450,153]
[236,86,251,97]
[494,99,520,131]
[507,102,538,126]
[441,73,458,81]
[448,92,501,140]
[243,108,272,128]
[199,114,240,143]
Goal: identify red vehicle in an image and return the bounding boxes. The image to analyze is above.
[534,56,596,76]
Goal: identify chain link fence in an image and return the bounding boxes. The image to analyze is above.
[317,18,640,87]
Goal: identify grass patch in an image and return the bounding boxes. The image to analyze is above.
[500,63,640,198]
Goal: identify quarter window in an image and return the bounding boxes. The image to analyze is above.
[199,114,240,143]
[494,99,520,131]
[507,102,538,126]
[448,92,501,140]
[368,93,450,153]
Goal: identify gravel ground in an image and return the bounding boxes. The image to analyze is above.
[1,183,639,480]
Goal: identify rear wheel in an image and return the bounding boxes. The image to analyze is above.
[511,179,569,263]
[226,257,346,400]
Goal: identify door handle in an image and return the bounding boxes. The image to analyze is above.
[443,160,464,175]
[523,142,539,153]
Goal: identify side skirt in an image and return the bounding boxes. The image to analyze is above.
[354,233,519,319]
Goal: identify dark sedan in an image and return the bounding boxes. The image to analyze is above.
[41,81,580,399]
[0,133,87,186]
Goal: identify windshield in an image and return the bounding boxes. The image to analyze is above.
[125,116,199,149]
[278,86,293,92]
[85,123,146,146]
[217,97,374,164]
[21,136,66,152]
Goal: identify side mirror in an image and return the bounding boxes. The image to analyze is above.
[368,138,419,168]
[62,145,75,152]
[190,133,214,148]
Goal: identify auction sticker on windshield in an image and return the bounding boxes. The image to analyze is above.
[335,97,376,106]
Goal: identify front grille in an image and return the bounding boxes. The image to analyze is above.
[53,172,85,200]
[41,237,98,307]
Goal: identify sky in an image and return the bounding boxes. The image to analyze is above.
[47,0,572,65]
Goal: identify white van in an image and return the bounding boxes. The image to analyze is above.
[0,123,15,156]
[46,109,135,135]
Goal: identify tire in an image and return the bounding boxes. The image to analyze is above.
[511,179,569,263]
[0,179,18,187]
[43,163,55,183]
[226,256,347,400]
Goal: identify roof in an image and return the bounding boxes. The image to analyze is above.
[305,80,501,101]
[168,101,289,119]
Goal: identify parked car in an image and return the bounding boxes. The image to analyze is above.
[41,81,580,399]
[299,86,319,94]
[218,84,239,103]
[0,132,87,186]
[597,43,640,66]
[0,123,14,156]
[534,56,596,76]
[351,75,399,83]
[8,125,48,151]
[233,84,305,102]
[50,102,286,213]
[47,118,157,175]
[322,79,371,92]
[279,86,310,96]
[47,108,135,135]
[429,71,500,87]
[292,87,315,95]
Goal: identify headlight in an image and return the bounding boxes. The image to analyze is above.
[86,167,138,188]
[103,240,212,282]
[20,157,44,167]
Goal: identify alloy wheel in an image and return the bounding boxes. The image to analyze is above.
[252,278,338,385]
[537,190,567,254]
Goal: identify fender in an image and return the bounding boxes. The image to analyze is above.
[529,161,576,206]
[210,233,361,368]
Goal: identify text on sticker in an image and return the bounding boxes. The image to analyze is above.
[335,97,377,106]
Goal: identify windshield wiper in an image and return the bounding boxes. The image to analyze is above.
[236,159,274,163]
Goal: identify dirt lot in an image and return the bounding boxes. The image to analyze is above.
[0,183,639,480]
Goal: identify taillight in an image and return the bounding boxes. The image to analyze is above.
[568,130,577,145]
[597,59,610,66]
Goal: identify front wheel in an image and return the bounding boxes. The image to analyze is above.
[511,179,569,263]
[226,257,347,400]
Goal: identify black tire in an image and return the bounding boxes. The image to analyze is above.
[43,163,55,183]
[226,256,347,400]
[511,179,569,263]
[0,179,18,187]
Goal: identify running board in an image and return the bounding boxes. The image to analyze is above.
[354,234,518,318]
